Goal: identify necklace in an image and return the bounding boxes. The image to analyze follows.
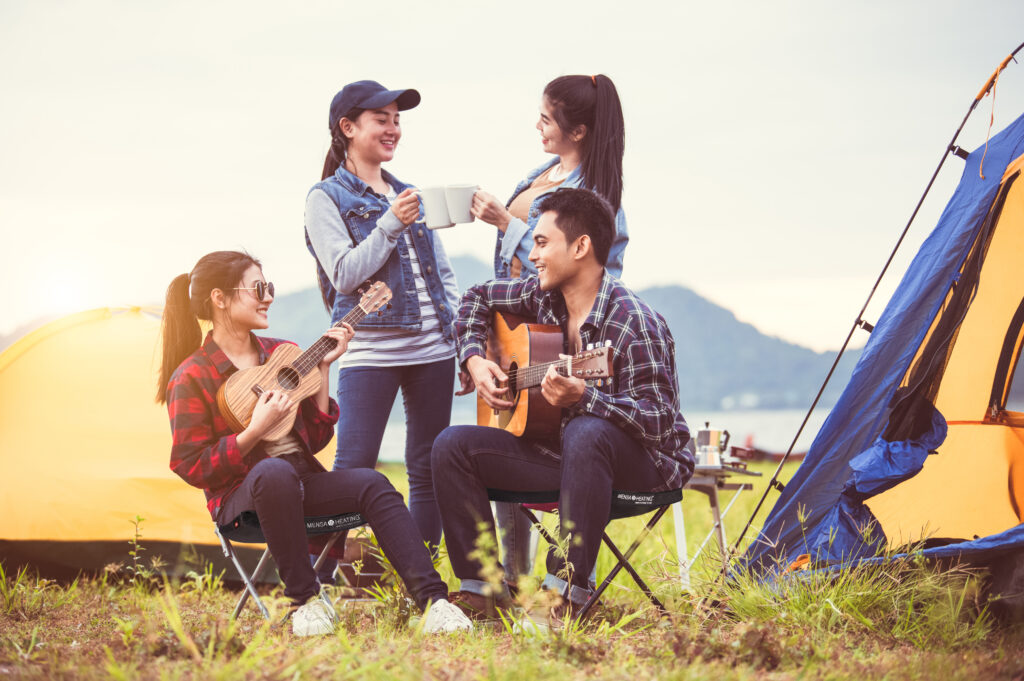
[548,162,569,183]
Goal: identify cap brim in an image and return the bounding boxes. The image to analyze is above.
[362,88,421,111]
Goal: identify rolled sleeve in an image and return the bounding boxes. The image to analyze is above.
[301,397,340,452]
[499,217,532,267]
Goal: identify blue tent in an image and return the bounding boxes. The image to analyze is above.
[744,111,1024,573]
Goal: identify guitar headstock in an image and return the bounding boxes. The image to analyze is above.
[357,281,393,316]
[566,341,614,385]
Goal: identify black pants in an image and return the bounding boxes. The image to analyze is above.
[219,458,448,608]
[431,415,666,603]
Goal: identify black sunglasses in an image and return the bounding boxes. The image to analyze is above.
[234,280,275,300]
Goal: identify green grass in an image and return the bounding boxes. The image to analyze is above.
[2,461,1022,680]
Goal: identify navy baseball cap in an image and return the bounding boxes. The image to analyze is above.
[328,80,421,130]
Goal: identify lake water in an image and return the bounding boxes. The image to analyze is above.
[375,395,830,462]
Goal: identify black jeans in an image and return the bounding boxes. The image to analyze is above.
[219,457,448,608]
[430,415,666,604]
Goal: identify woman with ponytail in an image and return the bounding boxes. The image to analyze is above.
[304,81,461,557]
[472,74,628,280]
[158,250,471,636]
[469,74,628,586]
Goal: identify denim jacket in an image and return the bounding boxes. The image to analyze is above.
[305,166,456,341]
[493,158,628,279]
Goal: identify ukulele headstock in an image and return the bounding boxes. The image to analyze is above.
[357,282,393,316]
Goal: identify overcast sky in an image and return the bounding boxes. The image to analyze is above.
[2,1,1023,351]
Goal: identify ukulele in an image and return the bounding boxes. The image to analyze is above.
[216,282,393,441]
[477,311,614,439]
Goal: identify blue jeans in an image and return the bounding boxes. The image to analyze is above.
[334,357,454,549]
[431,415,666,605]
[220,458,448,608]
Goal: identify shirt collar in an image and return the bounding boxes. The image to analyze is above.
[580,270,615,333]
[332,165,404,197]
[201,331,269,376]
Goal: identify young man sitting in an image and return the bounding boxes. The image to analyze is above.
[432,187,693,621]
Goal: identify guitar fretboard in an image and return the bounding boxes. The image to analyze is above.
[507,360,570,392]
[506,347,611,391]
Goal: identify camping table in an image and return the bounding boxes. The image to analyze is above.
[674,464,762,589]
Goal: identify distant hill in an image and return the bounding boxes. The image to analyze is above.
[272,256,858,410]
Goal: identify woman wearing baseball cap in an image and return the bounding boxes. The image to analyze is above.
[304,81,461,560]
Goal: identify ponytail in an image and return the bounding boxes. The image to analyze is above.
[155,251,261,403]
[320,107,366,181]
[543,74,625,212]
[156,273,202,403]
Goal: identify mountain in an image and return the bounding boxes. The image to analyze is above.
[271,256,858,411]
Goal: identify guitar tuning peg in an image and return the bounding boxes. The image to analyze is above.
[386,302,393,310]
[605,339,612,347]
[596,379,603,387]
[586,342,594,351]
[377,310,384,316]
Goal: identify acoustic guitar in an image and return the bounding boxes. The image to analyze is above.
[216,282,393,442]
[477,311,614,439]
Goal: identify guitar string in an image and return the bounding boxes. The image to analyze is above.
[505,352,609,389]
[290,308,366,376]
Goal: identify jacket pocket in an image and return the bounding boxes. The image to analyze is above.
[344,204,382,220]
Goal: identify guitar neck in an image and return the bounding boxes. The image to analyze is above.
[510,358,571,391]
[290,306,368,376]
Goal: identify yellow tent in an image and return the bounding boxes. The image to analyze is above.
[869,154,1024,544]
[0,307,332,577]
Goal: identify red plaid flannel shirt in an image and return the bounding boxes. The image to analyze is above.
[165,332,339,519]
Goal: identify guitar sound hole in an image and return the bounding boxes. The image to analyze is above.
[277,366,301,390]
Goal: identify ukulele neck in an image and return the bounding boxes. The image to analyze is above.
[290,307,368,377]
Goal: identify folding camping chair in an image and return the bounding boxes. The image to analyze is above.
[487,486,683,619]
[215,510,368,620]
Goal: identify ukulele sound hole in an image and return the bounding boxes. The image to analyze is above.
[277,366,301,390]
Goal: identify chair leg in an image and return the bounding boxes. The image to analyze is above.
[578,506,671,620]
[518,507,559,547]
[311,532,342,574]
[230,547,272,621]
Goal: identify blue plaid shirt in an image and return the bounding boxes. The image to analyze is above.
[456,272,693,491]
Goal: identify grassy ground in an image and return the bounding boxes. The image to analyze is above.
[2,461,1022,680]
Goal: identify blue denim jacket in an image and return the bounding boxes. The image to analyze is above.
[305,166,455,340]
[493,158,628,278]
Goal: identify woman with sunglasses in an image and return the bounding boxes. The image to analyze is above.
[304,80,460,555]
[157,250,472,636]
[468,74,629,584]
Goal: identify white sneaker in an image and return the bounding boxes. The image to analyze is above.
[422,598,474,634]
[291,593,337,636]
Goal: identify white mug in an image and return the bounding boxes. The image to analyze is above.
[444,184,478,225]
[417,186,453,230]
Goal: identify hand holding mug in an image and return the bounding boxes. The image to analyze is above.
[391,188,420,226]
[472,190,513,233]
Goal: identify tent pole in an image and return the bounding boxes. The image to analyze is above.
[719,42,1024,580]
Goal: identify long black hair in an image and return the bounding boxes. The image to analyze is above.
[543,74,625,212]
